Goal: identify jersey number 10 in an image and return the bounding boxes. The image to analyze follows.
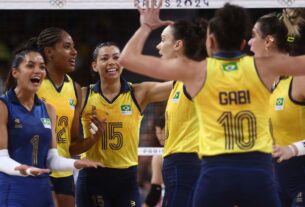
[217,110,257,150]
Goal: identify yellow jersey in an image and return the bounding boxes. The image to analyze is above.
[37,75,76,177]
[194,53,272,156]
[81,79,143,168]
[163,81,199,157]
[270,77,305,146]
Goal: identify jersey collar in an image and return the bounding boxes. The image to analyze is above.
[92,78,130,94]
[6,89,42,105]
[213,51,246,60]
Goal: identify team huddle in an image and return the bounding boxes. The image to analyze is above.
[1,0,305,207]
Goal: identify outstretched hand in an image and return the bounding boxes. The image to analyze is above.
[74,159,104,169]
[135,0,174,30]
[15,165,50,176]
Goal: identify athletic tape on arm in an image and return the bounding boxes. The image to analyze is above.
[47,148,76,171]
[0,149,27,176]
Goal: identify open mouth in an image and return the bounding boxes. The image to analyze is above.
[106,68,118,74]
[30,77,41,84]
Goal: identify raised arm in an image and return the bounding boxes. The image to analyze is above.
[118,0,194,82]
[133,81,173,111]
[256,55,305,79]
[291,75,305,102]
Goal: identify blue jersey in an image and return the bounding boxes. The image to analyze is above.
[0,89,54,207]
[0,89,52,170]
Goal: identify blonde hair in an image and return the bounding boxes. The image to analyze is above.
[282,8,305,37]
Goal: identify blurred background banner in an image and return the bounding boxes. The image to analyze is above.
[0,0,302,9]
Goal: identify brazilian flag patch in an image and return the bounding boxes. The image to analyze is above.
[172,91,180,103]
[222,62,238,72]
[275,97,284,111]
[121,104,132,115]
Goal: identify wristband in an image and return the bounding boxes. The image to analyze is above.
[288,145,297,157]
[293,141,305,156]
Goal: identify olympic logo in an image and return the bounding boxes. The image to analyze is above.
[49,0,67,7]
[278,0,295,6]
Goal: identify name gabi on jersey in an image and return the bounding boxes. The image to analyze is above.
[219,90,250,105]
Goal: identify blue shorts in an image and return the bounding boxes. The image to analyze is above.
[50,175,75,196]
[162,153,200,207]
[0,173,53,207]
[193,152,281,207]
[76,166,140,207]
[274,156,305,207]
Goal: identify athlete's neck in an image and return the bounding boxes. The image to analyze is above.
[14,87,35,111]
[46,68,66,88]
[100,79,121,101]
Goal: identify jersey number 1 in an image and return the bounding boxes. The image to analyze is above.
[30,135,39,166]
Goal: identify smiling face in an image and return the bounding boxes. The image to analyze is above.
[92,45,123,81]
[12,51,46,93]
[156,26,178,60]
[46,31,77,73]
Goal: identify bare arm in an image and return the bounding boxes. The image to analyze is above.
[143,155,163,207]
[291,76,305,102]
[151,155,163,185]
[256,55,305,89]
[69,85,104,156]
[0,101,8,150]
[133,81,173,111]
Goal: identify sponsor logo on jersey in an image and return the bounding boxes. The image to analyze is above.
[14,118,22,128]
[41,118,51,129]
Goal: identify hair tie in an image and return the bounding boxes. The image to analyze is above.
[287,36,295,43]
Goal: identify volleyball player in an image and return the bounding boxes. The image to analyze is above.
[152,19,207,207]
[33,27,103,207]
[249,8,305,207]
[76,42,172,207]
[0,46,101,207]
